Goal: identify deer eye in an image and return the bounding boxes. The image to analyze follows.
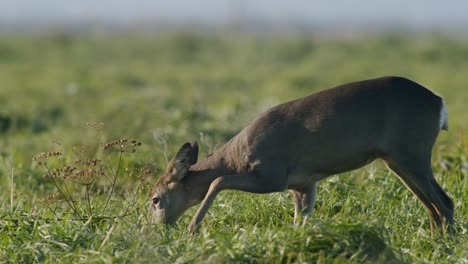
[152,197,160,204]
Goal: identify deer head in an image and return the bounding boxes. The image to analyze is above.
[148,142,199,224]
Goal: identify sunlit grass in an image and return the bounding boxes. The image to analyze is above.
[0,32,467,263]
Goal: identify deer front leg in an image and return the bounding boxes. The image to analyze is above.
[290,183,317,224]
[188,171,287,233]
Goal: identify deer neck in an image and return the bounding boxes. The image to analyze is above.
[183,146,236,202]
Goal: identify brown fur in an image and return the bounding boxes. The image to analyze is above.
[149,76,454,234]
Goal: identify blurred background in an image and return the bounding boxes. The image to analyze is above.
[1,0,467,168]
[2,2,468,262]
[2,0,468,33]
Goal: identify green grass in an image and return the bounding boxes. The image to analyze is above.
[0,31,467,263]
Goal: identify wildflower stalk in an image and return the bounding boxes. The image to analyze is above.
[120,178,145,217]
[44,163,82,218]
[101,151,123,215]
[36,138,143,220]
[85,183,93,217]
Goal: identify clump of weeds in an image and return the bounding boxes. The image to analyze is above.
[33,126,157,222]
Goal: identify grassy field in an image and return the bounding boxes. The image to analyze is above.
[0,31,467,263]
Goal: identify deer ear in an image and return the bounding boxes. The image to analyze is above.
[191,141,199,165]
[167,142,193,182]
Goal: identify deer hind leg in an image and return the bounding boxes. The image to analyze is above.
[385,155,454,234]
[290,183,317,223]
[431,178,455,232]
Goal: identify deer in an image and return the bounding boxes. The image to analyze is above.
[148,76,454,234]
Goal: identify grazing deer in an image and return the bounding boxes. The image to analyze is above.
[148,76,454,234]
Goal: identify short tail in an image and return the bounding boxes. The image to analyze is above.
[439,100,448,131]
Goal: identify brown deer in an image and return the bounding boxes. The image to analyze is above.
[148,76,454,234]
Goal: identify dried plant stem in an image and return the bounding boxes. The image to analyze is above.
[99,222,116,250]
[85,184,93,217]
[44,163,82,218]
[10,168,14,213]
[101,151,123,215]
[46,206,59,218]
[61,175,80,214]
[120,179,145,217]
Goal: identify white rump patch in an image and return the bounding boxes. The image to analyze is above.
[439,101,448,130]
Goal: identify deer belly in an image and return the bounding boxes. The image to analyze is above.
[315,152,376,175]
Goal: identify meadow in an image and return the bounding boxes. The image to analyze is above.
[0,30,467,263]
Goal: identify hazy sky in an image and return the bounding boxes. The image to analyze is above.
[1,0,468,28]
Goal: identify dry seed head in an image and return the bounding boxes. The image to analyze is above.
[127,163,159,181]
[74,159,101,166]
[43,167,63,179]
[104,138,142,153]
[33,151,62,162]
[66,165,104,185]
[103,138,126,150]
